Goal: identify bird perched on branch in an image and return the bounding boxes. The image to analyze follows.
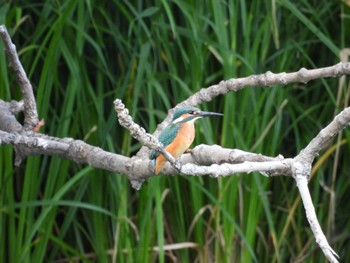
[150,106,223,174]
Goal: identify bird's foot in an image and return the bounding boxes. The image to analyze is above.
[185,148,193,154]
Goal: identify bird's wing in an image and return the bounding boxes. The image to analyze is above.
[150,123,179,160]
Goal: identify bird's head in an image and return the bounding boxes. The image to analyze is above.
[171,106,223,124]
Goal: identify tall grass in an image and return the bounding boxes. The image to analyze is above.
[0,0,349,262]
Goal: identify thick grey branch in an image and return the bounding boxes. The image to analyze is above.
[190,144,282,164]
[180,159,292,177]
[0,130,287,182]
[0,130,131,175]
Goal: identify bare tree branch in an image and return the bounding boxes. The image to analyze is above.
[1,24,350,262]
[180,63,350,107]
[114,99,180,170]
[0,100,23,132]
[0,25,39,130]
[287,106,350,263]
[136,62,350,157]
[180,159,292,177]
[298,107,350,163]
[294,167,339,262]
[0,130,132,174]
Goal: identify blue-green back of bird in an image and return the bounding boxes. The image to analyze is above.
[150,123,180,160]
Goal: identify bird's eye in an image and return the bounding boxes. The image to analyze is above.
[189,110,194,114]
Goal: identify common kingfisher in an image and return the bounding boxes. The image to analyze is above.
[150,106,223,174]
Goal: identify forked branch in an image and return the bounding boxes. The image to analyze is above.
[1,24,349,262]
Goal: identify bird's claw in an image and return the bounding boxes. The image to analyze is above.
[185,148,193,154]
[174,160,182,171]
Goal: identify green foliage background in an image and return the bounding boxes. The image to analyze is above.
[1,0,350,262]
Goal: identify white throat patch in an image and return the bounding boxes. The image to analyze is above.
[187,116,201,123]
[172,116,184,124]
[172,116,202,124]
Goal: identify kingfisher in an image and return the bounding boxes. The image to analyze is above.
[150,106,223,174]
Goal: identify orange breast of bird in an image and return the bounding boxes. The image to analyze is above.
[155,122,195,174]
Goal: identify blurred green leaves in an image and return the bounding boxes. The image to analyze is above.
[0,0,349,262]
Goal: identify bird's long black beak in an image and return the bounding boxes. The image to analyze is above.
[198,111,224,117]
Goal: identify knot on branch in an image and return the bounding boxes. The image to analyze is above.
[298,67,309,84]
[292,160,311,180]
[191,144,221,165]
[335,61,350,76]
[9,100,24,114]
[67,140,91,164]
[0,100,23,132]
[125,156,152,190]
[198,88,212,102]
[334,107,350,126]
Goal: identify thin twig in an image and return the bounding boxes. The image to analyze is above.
[114,99,181,172]
[0,25,39,130]
[293,162,339,263]
[298,107,350,163]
